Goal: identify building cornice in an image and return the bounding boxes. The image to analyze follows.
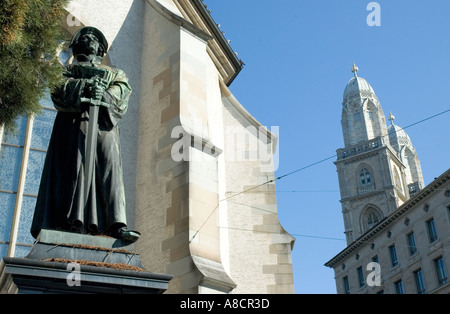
[325,168,450,268]
[146,0,212,41]
[173,0,244,86]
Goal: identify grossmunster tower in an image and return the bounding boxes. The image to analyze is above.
[335,64,424,245]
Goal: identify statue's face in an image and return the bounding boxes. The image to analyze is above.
[76,33,101,56]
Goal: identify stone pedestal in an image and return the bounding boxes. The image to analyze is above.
[0,229,172,294]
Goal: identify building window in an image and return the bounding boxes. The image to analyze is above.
[394,280,404,294]
[414,269,426,294]
[0,45,68,258]
[360,168,371,186]
[389,244,398,268]
[371,255,379,263]
[426,218,438,243]
[343,276,350,294]
[407,232,417,256]
[447,205,450,225]
[357,266,365,288]
[0,97,56,258]
[434,257,448,286]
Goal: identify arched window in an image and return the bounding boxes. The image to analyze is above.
[367,211,380,229]
[360,168,371,186]
[362,207,382,232]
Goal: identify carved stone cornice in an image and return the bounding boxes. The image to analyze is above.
[172,0,244,85]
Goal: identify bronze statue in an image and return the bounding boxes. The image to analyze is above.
[31,27,140,242]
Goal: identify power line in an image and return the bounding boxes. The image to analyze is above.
[400,108,450,131]
[275,107,449,184]
[189,107,450,243]
[275,154,337,181]
[216,198,450,253]
[189,156,335,243]
[290,233,346,242]
[218,225,346,242]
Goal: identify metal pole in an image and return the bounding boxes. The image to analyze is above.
[8,115,34,257]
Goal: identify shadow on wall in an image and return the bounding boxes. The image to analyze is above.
[107,0,146,229]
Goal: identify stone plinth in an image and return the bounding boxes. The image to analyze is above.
[0,229,172,294]
[27,229,143,268]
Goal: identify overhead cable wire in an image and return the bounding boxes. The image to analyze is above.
[189,107,450,243]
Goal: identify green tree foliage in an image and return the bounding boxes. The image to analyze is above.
[0,0,69,133]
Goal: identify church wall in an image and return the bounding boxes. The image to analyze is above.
[133,0,294,293]
[9,0,295,294]
[220,89,295,294]
[134,0,236,294]
[134,2,195,293]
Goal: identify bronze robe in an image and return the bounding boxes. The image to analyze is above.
[31,62,132,238]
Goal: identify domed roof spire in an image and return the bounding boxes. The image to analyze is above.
[351,63,359,77]
[388,112,396,125]
[343,64,375,100]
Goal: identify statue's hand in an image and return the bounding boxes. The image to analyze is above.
[85,77,109,100]
[92,84,106,100]
[95,77,109,89]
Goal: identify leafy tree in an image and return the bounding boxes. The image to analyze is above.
[0,0,69,133]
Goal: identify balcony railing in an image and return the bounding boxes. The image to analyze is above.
[337,137,384,160]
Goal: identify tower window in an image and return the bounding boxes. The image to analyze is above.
[367,211,380,229]
[360,168,371,186]
[363,208,382,232]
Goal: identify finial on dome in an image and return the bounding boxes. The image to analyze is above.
[389,111,395,125]
[351,63,359,77]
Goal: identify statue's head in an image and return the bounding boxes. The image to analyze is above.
[69,27,108,59]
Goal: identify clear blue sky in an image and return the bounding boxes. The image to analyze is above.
[206,0,450,293]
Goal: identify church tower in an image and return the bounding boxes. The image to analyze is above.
[335,64,424,244]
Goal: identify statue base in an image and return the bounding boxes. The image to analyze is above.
[0,229,172,294]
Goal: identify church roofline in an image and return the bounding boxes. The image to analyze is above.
[191,0,244,82]
[173,0,245,86]
[325,168,450,268]
[219,80,278,151]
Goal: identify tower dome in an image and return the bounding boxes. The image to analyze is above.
[341,64,387,147]
[387,112,413,152]
[343,64,376,101]
[387,112,425,191]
